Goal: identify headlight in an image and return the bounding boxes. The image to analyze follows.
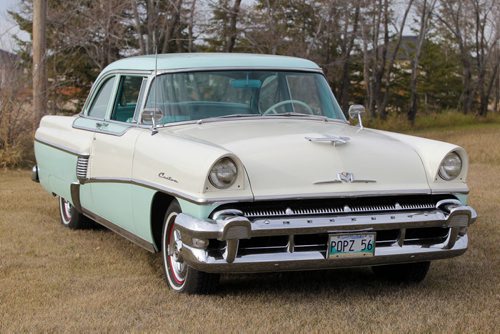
[438,152,462,180]
[209,157,238,189]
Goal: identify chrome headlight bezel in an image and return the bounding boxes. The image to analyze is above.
[438,152,462,181]
[208,157,238,189]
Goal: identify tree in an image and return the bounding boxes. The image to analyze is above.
[437,0,499,115]
[418,40,463,111]
[131,0,188,55]
[205,0,243,52]
[360,0,414,119]
[408,0,437,124]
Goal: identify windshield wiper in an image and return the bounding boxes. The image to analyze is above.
[265,112,329,121]
[196,114,260,124]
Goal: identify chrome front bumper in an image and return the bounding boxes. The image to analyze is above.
[173,201,477,274]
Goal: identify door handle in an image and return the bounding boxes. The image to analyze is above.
[96,122,109,129]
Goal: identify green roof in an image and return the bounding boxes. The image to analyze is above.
[101,53,321,74]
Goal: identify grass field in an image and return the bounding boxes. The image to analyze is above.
[1,123,499,333]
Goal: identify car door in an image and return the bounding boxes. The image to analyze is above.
[76,73,148,234]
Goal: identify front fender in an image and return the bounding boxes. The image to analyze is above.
[132,130,253,204]
[371,129,469,194]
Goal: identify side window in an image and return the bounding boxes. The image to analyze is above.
[87,76,116,119]
[111,76,144,122]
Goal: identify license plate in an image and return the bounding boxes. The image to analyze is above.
[327,233,376,259]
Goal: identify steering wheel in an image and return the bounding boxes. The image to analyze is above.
[262,99,314,115]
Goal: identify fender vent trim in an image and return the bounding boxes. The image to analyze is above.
[76,156,89,180]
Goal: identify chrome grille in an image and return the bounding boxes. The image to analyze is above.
[234,227,450,257]
[242,202,435,218]
[76,156,89,180]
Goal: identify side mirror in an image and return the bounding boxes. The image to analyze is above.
[141,108,163,125]
[348,104,365,129]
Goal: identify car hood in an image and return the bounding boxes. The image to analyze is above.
[166,119,431,199]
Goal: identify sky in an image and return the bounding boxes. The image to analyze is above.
[0,0,27,52]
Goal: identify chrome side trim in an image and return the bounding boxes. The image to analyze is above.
[34,138,88,157]
[81,207,157,253]
[82,177,254,204]
[72,120,132,137]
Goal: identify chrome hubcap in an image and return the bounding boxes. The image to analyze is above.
[172,230,183,262]
[61,198,72,222]
[167,220,187,284]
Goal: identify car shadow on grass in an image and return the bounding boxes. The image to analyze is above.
[217,269,415,296]
[143,249,453,297]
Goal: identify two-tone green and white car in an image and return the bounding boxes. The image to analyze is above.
[33,53,477,293]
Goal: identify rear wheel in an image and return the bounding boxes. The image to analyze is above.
[372,261,431,283]
[58,197,93,229]
[161,200,219,294]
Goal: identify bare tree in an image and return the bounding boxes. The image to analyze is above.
[436,0,499,114]
[360,0,414,118]
[187,0,197,52]
[32,0,46,130]
[337,1,360,111]
[131,0,186,55]
[226,0,242,52]
[408,0,437,124]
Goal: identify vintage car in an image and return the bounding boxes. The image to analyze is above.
[33,53,477,293]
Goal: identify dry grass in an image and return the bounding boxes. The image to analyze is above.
[1,124,499,333]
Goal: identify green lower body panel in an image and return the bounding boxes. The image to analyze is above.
[34,142,78,204]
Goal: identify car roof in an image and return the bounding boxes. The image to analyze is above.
[101,53,321,74]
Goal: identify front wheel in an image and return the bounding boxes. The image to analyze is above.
[58,197,93,229]
[372,261,431,283]
[161,200,219,294]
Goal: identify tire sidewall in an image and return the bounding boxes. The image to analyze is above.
[162,200,189,292]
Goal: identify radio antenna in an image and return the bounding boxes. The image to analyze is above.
[151,41,158,135]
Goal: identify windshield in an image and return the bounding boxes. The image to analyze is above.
[144,70,345,124]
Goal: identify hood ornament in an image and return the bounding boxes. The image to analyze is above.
[314,172,376,185]
[305,135,350,146]
[337,172,354,183]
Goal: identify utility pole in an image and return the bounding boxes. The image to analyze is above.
[32,0,47,130]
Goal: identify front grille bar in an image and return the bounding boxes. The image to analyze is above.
[237,227,451,256]
[243,202,435,218]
